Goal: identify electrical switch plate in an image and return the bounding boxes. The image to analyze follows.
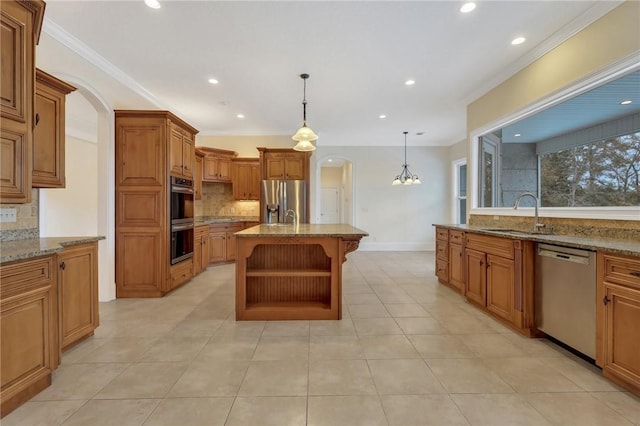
[0,208,17,223]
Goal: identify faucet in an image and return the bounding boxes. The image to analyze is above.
[285,209,297,225]
[513,192,546,233]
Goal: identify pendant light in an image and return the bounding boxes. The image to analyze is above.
[292,73,318,151]
[392,131,421,186]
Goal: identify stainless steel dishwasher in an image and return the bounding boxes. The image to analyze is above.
[535,243,597,359]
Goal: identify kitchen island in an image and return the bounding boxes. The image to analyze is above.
[235,224,368,320]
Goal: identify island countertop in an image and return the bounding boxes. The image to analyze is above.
[235,223,369,238]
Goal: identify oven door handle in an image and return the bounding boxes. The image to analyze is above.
[172,223,194,232]
[171,185,194,194]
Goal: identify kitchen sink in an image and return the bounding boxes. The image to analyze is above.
[480,228,542,235]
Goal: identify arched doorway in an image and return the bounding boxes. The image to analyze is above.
[39,75,116,301]
[315,155,355,225]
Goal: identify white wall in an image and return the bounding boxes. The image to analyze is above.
[40,135,98,236]
[312,146,449,251]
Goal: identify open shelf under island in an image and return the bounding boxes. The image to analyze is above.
[235,224,368,320]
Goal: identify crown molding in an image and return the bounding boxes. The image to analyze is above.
[42,18,190,120]
[461,1,624,106]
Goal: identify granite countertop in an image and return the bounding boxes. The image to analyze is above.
[195,216,260,225]
[0,236,105,264]
[236,224,369,238]
[433,224,640,257]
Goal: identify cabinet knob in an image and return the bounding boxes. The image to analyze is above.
[603,295,611,305]
[35,113,40,126]
[59,261,66,270]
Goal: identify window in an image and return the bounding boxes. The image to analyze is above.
[479,135,499,207]
[453,159,467,224]
[540,132,640,207]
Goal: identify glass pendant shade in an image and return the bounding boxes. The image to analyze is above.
[292,73,317,151]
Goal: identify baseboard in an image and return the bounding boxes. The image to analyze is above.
[359,242,435,251]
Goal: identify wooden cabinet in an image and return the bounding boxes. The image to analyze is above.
[463,232,535,335]
[57,242,98,351]
[258,147,309,180]
[598,252,640,396]
[194,150,204,200]
[208,222,244,264]
[193,224,209,275]
[1,255,57,417]
[0,0,45,203]
[169,123,195,179]
[434,227,464,294]
[115,110,198,297]
[169,259,192,291]
[32,70,76,188]
[232,158,260,200]
[198,147,237,183]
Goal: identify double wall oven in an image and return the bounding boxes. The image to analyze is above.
[170,176,194,265]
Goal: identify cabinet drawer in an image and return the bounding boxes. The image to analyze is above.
[601,253,640,289]
[449,230,465,245]
[436,240,449,260]
[436,258,449,282]
[209,223,244,232]
[466,233,514,260]
[436,228,449,242]
[1,256,54,297]
[170,260,193,289]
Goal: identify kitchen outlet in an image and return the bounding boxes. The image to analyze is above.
[0,208,17,223]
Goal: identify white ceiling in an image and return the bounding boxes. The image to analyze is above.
[41,0,619,147]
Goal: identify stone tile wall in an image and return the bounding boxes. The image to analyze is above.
[196,183,259,218]
[0,189,39,241]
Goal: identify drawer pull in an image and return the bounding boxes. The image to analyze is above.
[630,271,640,278]
[59,261,66,270]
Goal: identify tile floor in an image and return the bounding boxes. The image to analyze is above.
[5,251,640,426]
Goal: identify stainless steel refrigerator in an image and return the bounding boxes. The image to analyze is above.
[261,180,307,224]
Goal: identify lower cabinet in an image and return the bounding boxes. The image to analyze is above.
[193,225,209,275]
[169,259,193,291]
[1,255,58,417]
[57,242,99,351]
[598,252,640,396]
[208,223,244,263]
[463,233,534,335]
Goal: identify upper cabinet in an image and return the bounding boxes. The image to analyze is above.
[32,69,76,188]
[169,122,195,179]
[257,147,310,181]
[198,147,237,183]
[232,158,260,200]
[0,0,45,203]
[194,150,204,200]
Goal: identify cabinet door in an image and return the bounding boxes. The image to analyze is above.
[249,163,260,199]
[208,232,226,263]
[203,157,219,181]
[218,158,231,181]
[232,162,249,199]
[193,231,202,275]
[603,283,640,386]
[169,129,184,177]
[58,243,98,350]
[226,232,237,261]
[1,1,31,123]
[486,254,515,322]
[465,248,486,306]
[265,158,285,179]
[0,126,30,203]
[194,155,203,200]
[182,136,194,179]
[449,244,464,292]
[33,87,64,187]
[284,157,304,179]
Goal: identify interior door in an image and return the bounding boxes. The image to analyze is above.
[320,187,339,224]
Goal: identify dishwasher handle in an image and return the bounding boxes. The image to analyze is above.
[537,246,591,265]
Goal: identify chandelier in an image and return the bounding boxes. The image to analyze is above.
[392,131,421,186]
[292,73,318,151]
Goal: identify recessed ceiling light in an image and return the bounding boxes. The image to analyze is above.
[514,133,521,137]
[208,78,219,85]
[328,159,333,162]
[460,2,476,13]
[621,99,633,105]
[236,114,245,119]
[511,37,526,45]
[379,114,387,119]
[144,0,161,9]
[405,80,416,86]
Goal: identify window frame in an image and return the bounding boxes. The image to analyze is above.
[452,158,467,224]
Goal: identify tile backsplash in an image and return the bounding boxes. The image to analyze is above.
[0,189,39,241]
[196,183,259,218]
[468,214,640,241]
